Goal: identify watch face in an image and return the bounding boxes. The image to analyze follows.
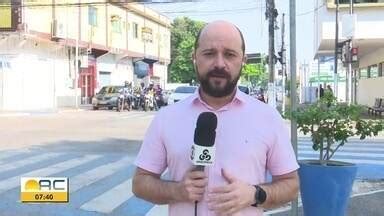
[257,186,267,204]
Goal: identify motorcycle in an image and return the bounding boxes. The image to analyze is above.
[143,92,155,112]
[132,93,143,110]
[117,93,132,112]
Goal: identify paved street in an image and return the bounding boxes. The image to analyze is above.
[0,109,383,216]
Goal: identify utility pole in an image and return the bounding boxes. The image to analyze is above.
[334,0,340,99]
[266,0,278,108]
[280,13,286,113]
[74,0,80,109]
[289,0,298,215]
[347,0,354,105]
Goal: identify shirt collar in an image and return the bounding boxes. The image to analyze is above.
[189,87,247,110]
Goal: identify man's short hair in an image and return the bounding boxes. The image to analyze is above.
[194,25,245,54]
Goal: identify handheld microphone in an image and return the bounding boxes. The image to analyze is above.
[190,112,217,171]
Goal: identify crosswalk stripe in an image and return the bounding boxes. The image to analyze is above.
[298,157,384,165]
[0,153,64,173]
[298,150,384,158]
[0,155,101,194]
[137,115,155,119]
[0,150,30,161]
[298,145,384,153]
[69,156,134,193]
[120,113,155,119]
[80,178,133,213]
[121,113,147,119]
[299,142,384,149]
[145,205,168,216]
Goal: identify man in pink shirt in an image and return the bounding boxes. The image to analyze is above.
[132,20,299,216]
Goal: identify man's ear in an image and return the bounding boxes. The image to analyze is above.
[191,52,196,65]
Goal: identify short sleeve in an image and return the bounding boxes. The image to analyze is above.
[134,111,167,174]
[266,114,299,176]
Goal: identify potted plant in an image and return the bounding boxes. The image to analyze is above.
[289,91,383,216]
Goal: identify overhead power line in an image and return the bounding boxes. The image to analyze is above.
[159,6,263,14]
[296,3,326,16]
[0,0,200,8]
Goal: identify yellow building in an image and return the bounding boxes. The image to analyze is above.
[0,0,171,110]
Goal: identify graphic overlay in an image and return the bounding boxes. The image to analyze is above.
[20,177,69,203]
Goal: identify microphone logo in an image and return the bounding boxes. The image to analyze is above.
[191,144,215,166]
[199,149,211,161]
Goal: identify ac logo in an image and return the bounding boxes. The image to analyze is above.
[199,149,211,161]
[20,177,69,203]
[191,144,215,166]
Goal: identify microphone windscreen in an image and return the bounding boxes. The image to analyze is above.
[194,112,217,147]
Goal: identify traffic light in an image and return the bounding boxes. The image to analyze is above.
[351,47,358,62]
[277,49,285,65]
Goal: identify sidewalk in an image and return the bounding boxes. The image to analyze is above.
[267,180,384,216]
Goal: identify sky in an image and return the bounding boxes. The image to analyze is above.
[146,0,316,64]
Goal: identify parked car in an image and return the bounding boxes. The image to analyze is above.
[92,85,124,110]
[167,86,197,105]
[238,85,250,94]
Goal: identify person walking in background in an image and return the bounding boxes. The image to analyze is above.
[319,84,324,98]
[132,20,299,216]
[326,85,333,96]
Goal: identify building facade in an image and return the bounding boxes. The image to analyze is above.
[0,0,171,111]
[314,0,384,106]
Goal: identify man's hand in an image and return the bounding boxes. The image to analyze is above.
[177,168,208,202]
[207,169,255,215]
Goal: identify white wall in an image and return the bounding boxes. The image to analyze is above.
[357,77,384,106]
[359,47,384,68]
[153,63,168,88]
[96,54,134,88]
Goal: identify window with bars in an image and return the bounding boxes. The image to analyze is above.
[88,6,98,27]
[132,23,138,39]
[111,15,122,33]
[359,68,368,79]
[336,0,382,4]
[368,64,378,78]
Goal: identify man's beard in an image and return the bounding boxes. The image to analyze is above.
[197,68,241,98]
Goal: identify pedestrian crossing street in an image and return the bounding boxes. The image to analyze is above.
[0,138,383,216]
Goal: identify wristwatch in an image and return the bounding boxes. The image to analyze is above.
[251,185,267,207]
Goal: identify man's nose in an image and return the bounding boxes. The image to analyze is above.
[213,54,226,69]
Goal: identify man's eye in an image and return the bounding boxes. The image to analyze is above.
[225,53,236,57]
[204,52,213,56]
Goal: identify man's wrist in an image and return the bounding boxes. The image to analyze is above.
[251,185,267,207]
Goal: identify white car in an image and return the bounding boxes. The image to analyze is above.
[167,86,197,105]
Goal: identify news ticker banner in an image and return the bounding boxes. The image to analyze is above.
[20,177,69,203]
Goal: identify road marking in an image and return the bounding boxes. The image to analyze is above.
[0,150,30,161]
[69,156,134,193]
[299,157,384,165]
[299,150,384,158]
[0,153,64,173]
[351,189,384,197]
[80,178,133,213]
[299,145,384,153]
[146,205,168,216]
[299,142,384,149]
[0,155,101,194]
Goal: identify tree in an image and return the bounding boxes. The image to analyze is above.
[169,17,205,83]
[241,63,268,88]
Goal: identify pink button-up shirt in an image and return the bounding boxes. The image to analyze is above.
[134,88,299,216]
